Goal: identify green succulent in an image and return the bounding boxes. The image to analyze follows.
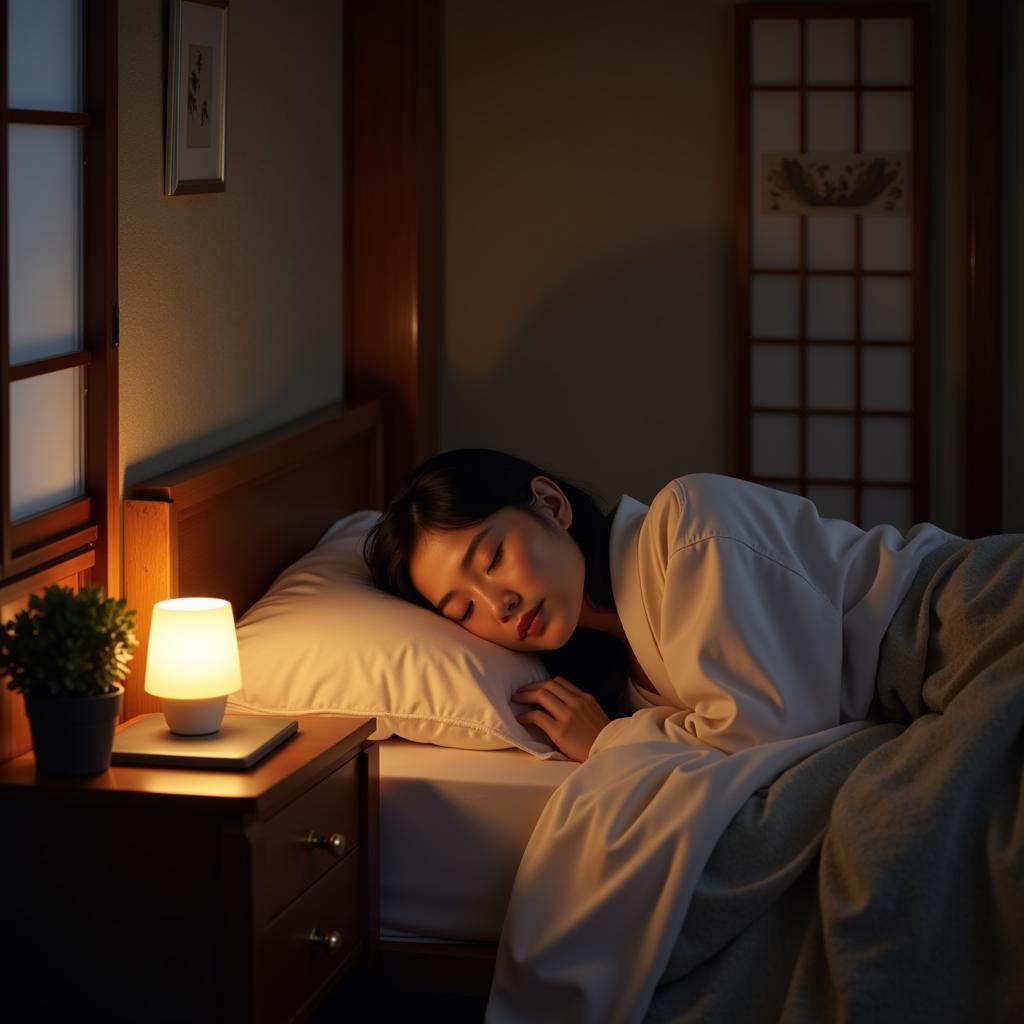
[1,585,138,698]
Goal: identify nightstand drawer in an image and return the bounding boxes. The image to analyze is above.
[257,849,362,1024]
[255,752,362,924]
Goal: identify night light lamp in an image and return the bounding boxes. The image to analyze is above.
[144,598,242,735]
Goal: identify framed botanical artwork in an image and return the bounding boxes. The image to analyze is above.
[165,0,228,195]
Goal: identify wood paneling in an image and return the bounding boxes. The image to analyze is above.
[83,0,120,593]
[121,500,176,721]
[344,0,440,499]
[965,0,1003,537]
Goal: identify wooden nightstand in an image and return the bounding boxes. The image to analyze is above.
[0,714,379,1024]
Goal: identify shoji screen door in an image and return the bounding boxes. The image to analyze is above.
[736,6,928,533]
[1,0,118,591]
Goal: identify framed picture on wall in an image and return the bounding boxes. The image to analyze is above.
[165,0,228,195]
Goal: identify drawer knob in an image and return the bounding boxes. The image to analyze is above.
[306,830,347,857]
[309,928,343,953]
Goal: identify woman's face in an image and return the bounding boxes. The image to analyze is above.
[408,477,585,652]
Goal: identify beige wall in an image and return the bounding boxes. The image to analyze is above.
[443,0,973,531]
[443,0,736,507]
[118,0,343,488]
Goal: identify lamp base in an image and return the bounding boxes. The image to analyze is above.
[160,695,228,736]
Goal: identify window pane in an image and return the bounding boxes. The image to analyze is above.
[752,344,800,408]
[861,19,913,87]
[861,91,912,151]
[807,345,855,409]
[863,347,913,411]
[10,368,84,521]
[751,19,800,86]
[863,416,912,481]
[8,124,83,363]
[807,217,855,270]
[807,484,856,522]
[862,216,912,271]
[806,19,855,85]
[863,487,913,533]
[752,413,800,477]
[863,276,912,341]
[807,275,855,340]
[7,0,81,111]
[752,90,801,268]
[808,414,855,479]
[805,91,856,151]
[752,274,800,338]
[753,215,800,269]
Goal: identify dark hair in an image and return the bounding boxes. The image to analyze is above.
[364,449,628,716]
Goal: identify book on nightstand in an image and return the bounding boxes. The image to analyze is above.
[111,713,298,769]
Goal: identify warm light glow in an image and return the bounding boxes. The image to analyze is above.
[145,598,242,699]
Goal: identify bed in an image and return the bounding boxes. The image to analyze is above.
[122,396,1024,1022]
[122,397,568,1001]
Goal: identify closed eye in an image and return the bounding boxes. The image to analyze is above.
[487,545,503,573]
[458,600,474,623]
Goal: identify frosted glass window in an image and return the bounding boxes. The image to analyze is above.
[769,482,803,496]
[863,417,912,481]
[752,215,800,269]
[861,92,912,151]
[863,347,912,411]
[862,216,912,271]
[753,91,801,153]
[10,368,84,521]
[751,19,800,85]
[807,345,855,409]
[862,487,913,533]
[808,414,855,479]
[752,344,800,408]
[753,93,800,258]
[752,275,800,338]
[807,275,855,339]
[863,276,912,341]
[861,19,912,87]
[808,484,856,522]
[806,20,855,85]
[806,92,856,152]
[752,414,800,477]
[807,217,855,270]
[7,0,81,111]
[8,124,83,364]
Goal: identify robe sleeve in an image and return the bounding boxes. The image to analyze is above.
[654,536,844,753]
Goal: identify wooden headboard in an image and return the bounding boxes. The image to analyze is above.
[122,399,382,723]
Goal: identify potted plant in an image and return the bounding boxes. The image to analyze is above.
[1,584,138,776]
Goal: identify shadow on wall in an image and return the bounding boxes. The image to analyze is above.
[442,232,734,508]
[123,404,318,490]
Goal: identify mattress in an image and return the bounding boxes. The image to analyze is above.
[378,738,578,942]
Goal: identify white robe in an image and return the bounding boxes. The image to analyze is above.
[607,474,957,753]
[487,476,957,1023]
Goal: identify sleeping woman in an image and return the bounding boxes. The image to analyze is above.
[363,448,959,762]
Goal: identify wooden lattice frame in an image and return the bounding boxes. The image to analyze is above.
[735,4,929,530]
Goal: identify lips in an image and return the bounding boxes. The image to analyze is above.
[517,601,543,640]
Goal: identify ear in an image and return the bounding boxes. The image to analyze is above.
[529,476,573,529]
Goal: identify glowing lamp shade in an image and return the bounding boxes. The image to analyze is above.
[145,598,242,735]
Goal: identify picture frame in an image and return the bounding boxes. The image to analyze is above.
[165,0,228,196]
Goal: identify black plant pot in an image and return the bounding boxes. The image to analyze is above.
[24,684,124,777]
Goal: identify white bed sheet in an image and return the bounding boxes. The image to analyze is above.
[379,738,578,942]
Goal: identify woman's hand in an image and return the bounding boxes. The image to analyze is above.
[512,677,610,762]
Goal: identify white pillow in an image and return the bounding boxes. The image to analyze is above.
[228,511,563,758]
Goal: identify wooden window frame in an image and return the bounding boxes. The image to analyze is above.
[0,0,118,594]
